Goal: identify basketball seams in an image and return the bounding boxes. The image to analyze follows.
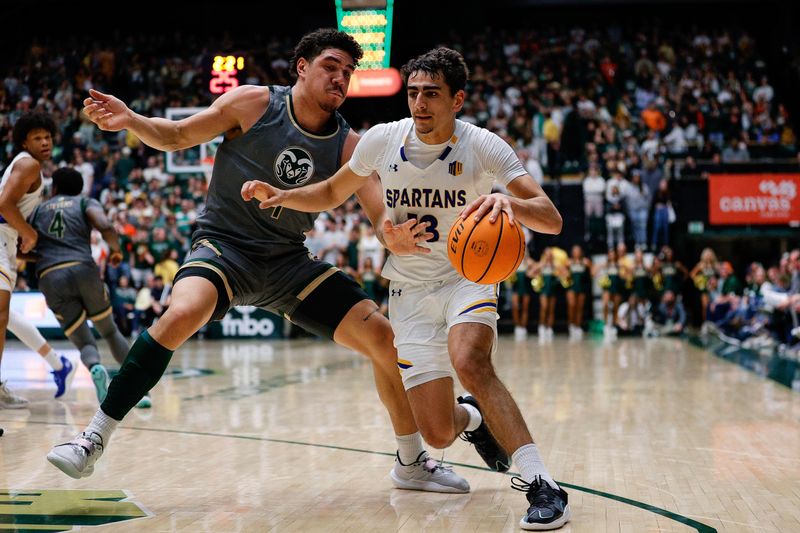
[476,213,505,283]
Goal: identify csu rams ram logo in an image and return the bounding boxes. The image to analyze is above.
[274,147,315,187]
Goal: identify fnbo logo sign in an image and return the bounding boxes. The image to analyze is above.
[0,489,149,531]
[212,306,282,339]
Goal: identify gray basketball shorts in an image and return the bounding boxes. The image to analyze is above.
[37,262,112,336]
[173,237,369,339]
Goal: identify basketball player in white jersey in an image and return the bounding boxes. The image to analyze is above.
[242,48,569,530]
[0,113,75,407]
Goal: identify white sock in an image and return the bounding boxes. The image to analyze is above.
[42,348,63,370]
[396,431,425,464]
[86,409,120,445]
[460,402,482,432]
[513,443,558,489]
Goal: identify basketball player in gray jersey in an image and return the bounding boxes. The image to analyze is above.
[29,167,150,408]
[48,29,468,495]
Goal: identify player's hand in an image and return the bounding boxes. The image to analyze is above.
[82,89,133,131]
[460,193,515,225]
[109,251,123,267]
[19,226,37,254]
[381,218,433,256]
[241,180,285,209]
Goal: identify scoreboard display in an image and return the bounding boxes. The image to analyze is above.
[209,55,245,94]
[335,0,394,70]
[335,0,401,97]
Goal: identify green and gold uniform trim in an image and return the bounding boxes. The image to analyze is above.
[177,259,234,303]
[39,261,83,280]
[88,306,113,323]
[296,267,338,302]
[63,310,88,337]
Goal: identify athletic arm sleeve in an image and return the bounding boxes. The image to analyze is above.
[475,129,527,187]
[348,124,389,177]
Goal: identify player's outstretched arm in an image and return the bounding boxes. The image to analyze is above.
[354,173,433,256]
[83,86,254,152]
[241,162,368,213]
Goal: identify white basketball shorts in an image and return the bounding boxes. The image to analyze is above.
[388,275,498,390]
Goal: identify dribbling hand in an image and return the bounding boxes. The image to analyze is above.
[241,180,284,209]
[82,89,131,131]
[460,193,516,225]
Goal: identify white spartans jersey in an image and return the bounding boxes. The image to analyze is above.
[350,118,526,282]
[0,151,45,238]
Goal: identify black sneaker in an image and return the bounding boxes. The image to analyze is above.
[457,395,510,472]
[512,475,570,530]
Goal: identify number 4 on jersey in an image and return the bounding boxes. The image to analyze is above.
[48,209,65,239]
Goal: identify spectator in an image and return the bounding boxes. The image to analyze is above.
[650,179,672,251]
[582,163,605,242]
[154,249,180,288]
[622,172,650,250]
[112,275,137,337]
[721,139,750,163]
[132,275,169,335]
[358,224,384,271]
[641,101,666,132]
[649,290,687,336]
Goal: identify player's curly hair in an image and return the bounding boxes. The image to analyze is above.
[290,28,363,78]
[401,48,469,95]
[12,112,56,153]
[51,167,84,196]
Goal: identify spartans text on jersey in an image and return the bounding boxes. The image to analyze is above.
[385,188,467,209]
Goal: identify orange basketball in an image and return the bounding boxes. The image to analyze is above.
[447,212,525,284]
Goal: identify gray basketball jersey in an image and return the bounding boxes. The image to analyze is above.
[195,85,350,255]
[29,195,100,275]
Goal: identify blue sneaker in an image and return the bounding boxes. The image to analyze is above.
[90,364,110,403]
[51,356,75,399]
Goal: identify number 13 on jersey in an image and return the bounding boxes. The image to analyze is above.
[408,213,439,242]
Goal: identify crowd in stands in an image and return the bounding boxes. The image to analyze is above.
[1,24,798,350]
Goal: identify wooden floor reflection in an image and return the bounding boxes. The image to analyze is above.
[1,334,799,532]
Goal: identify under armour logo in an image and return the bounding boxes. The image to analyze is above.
[391,289,402,296]
[388,164,398,172]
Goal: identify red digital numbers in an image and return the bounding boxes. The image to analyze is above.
[209,56,244,94]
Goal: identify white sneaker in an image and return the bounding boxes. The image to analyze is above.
[538,325,546,338]
[390,452,470,493]
[514,326,528,340]
[47,431,104,479]
[546,328,554,340]
[0,381,28,409]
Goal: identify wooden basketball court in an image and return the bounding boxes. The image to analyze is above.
[1,334,798,532]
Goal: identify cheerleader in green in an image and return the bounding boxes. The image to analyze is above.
[530,247,558,341]
[511,250,534,340]
[593,248,624,337]
[630,248,652,307]
[690,247,719,322]
[658,245,688,295]
[566,244,592,339]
